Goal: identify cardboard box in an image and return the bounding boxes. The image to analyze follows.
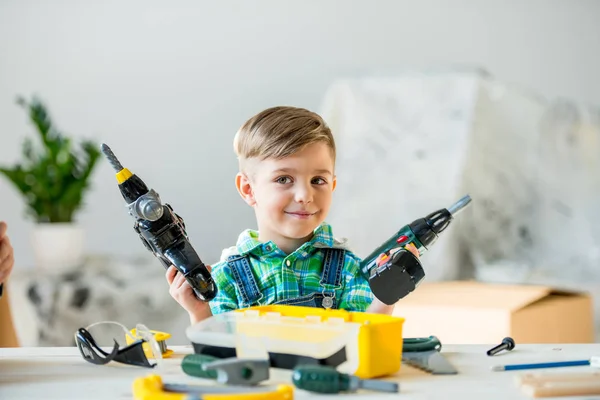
[392,281,595,344]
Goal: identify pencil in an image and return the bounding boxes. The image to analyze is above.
[492,359,590,371]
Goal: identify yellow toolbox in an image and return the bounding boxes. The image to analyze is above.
[186,304,405,379]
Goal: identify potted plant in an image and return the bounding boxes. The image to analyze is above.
[0,95,101,271]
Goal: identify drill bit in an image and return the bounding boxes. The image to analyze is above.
[101,143,124,172]
[447,194,472,216]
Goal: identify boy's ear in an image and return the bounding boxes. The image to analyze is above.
[235,172,256,206]
[332,175,337,192]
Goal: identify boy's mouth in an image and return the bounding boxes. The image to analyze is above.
[285,211,317,219]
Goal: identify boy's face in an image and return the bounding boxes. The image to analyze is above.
[236,142,336,248]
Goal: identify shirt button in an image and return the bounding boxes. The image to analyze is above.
[286,260,291,267]
[265,245,272,251]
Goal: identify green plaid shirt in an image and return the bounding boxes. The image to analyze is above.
[208,222,374,315]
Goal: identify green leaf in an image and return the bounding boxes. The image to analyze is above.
[0,95,103,223]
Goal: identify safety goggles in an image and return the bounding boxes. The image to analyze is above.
[74,321,164,369]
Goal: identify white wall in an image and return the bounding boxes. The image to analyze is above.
[1,0,599,270]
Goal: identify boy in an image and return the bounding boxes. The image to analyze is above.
[166,106,415,324]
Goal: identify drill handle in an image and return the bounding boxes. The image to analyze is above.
[164,240,216,302]
[163,240,206,276]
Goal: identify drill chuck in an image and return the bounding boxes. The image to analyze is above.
[101,144,148,203]
[410,194,472,248]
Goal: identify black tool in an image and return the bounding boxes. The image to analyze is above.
[487,337,515,356]
[292,365,399,394]
[361,195,472,305]
[101,144,217,302]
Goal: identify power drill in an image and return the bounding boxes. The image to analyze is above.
[360,194,472,305]
[100,144,217,302]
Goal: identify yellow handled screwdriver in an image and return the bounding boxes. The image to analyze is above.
[292,365,399,394]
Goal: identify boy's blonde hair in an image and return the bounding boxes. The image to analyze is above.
[234,106,335,170]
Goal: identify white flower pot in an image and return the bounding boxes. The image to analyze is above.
[30,223,85,272]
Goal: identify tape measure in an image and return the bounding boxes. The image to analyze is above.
[132,374,294,400]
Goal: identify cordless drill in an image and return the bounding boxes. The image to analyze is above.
[360,195,472,305]
[100,144,217,302]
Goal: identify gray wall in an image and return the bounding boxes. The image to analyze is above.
[1,0,599,269]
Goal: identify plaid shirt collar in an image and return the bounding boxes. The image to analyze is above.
[235,222,344,256]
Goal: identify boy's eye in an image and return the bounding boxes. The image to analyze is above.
[275,176,292,184]
[312,177,327,185]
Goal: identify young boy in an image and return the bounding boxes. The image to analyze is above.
[166,106,415,324]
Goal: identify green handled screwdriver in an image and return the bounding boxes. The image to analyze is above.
[181,354,219,379]
[181,354,270,386]
[292,365,399,394]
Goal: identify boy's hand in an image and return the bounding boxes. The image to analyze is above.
[367,243,420,316]
[0,222,15,284]
[166,265,213,324]
[404,243,420,259]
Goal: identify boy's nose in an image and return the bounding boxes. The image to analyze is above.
[294,185,313,204]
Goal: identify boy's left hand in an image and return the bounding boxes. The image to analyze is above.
[367,242,420,316]
[404,243,420,259]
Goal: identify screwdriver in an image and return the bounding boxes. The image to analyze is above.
[292,365,400,394]
[181,354,219,379]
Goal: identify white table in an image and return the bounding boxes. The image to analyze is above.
[1,344,599,399]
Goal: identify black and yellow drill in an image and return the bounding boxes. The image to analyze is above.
[101,144,217,302]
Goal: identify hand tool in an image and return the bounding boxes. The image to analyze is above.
[100,143,216,301]
[182,354,220,379]
[486,337,515,356]
[361,194,472,305]
[291,365,399,394]
[182,354,270,385]
[402,336,458,374]
[132,374,294,400]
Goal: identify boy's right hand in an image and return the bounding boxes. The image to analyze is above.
[166,265,213,324]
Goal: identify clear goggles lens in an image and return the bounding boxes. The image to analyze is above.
[74,321,163,369]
